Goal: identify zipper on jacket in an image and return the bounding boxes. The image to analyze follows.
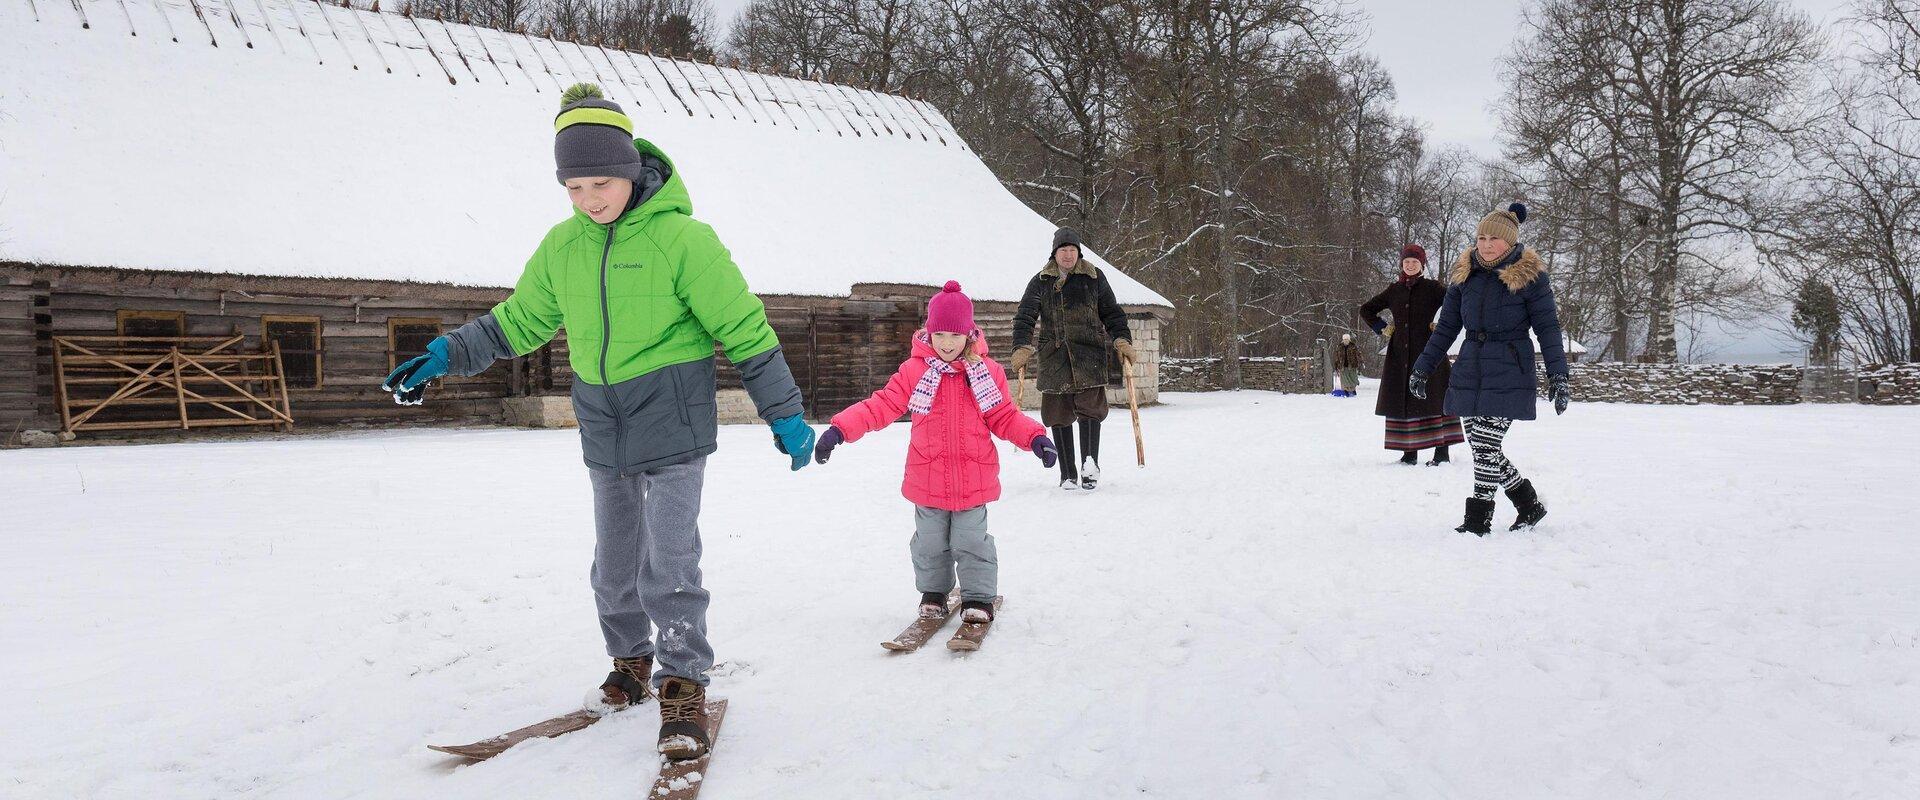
[598,222,623,475]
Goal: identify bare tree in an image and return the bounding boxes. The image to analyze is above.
[1504,0,1820,362]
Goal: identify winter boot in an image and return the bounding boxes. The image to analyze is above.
[1399,450,1419,465]
[919,591,950,619]
[960,599,995,623]
[656,677,712,761]
[595,655,652,713]
[1078,419,1102,490]
[1505,480,1548,530]
[1054,425,1078,490]
[1456,497,1496,536]
[1426,445,1451,466]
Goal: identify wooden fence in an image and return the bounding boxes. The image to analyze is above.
[52,335,294,434]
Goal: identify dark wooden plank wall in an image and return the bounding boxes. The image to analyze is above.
[0,276,41,434]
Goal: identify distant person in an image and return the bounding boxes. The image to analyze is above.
[1009,228,1138,491]
[1360,244,1464,465]
[1411,205,1571,535]
[381,84,815,760]
[1333,333,1364,397]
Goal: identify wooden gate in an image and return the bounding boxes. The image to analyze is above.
[51,335,295,434]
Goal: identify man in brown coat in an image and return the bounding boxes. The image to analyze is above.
[1010,228,1138,490]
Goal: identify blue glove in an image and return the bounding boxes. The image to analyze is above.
[1550,374,1571,415]
[770,414,816,471]
[813,425,845,464]
[1031,434,1058,468]
[382,336,449,406]
[1409,371,1429,401]
[1367,317,1386,334]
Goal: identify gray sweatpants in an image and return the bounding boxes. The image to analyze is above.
[912,505,997,603]
[588,457,712,687]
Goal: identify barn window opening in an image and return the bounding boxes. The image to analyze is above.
[387,318,442,372]
[263,315,323,389]
[117,309,186,339]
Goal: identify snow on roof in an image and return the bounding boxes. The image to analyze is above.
[0,0,1171,308]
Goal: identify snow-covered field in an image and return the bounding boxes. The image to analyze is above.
[4,391,1917,799]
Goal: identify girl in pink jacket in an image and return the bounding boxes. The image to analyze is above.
[812,282,1057,623]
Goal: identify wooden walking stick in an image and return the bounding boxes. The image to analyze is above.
[1122,357,1145,466]
[1015,365,1026,408]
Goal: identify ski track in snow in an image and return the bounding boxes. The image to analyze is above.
[4,390,1917,798]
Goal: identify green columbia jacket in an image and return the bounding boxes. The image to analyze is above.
[442,139,804,474]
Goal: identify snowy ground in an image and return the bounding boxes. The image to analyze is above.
[4,390,1917,799]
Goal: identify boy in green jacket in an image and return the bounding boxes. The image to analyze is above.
[383,84,814,761]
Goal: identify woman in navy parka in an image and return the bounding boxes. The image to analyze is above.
[1411,203,1572,535]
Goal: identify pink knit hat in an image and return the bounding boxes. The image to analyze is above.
[926,281,975,335]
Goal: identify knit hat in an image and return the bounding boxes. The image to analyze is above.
[926,281,976,335]
[1052,227,1083,255]
[1476,203,1529,245]
[553,84,645,185]
[1399,244,1427,265]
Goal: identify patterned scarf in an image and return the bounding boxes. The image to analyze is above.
[908,333,1004,416]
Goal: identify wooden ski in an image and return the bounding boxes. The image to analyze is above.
[881,589,961,652]
[946,596,1005,652]
[428,709,604,760]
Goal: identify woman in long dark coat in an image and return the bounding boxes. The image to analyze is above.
[1411,204,1572,536]
[1360,244,1463,465]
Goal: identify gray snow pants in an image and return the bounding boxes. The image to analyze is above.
[911,505,997,603]
[588,457,712,687]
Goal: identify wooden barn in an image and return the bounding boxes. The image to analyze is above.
[0,0,1172,444]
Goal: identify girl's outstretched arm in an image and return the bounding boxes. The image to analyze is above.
[829,362,916,443]
[981,361,1045,449]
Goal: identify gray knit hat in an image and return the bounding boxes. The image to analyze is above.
[554,83,645,185]
[1052,227,1083,253]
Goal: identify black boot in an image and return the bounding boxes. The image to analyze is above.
[1053,425,1078,489]
[1078,419,1101,490]
[1427,445,1450,466]
[1505,480,1547,530]
[1456,497,1495,536]
[1399,450,1419,465]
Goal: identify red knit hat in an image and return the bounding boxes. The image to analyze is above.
[927,281,976,335]
[1400,244,1427,265]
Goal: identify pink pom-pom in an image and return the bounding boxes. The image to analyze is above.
[943,280,962,293]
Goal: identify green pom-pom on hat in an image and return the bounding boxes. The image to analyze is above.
[560,82,605,108]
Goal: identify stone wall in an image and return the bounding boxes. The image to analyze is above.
[1857,362,1920,405]
[1162,357,1325,394]
[1532,363,1805,405]
[1157,356,1920,405]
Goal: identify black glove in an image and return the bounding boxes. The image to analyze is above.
[1409,371,1429,400]
[1550,374,1571,415]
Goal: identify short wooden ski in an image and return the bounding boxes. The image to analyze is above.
[881,589,961,652]
[946,596,1005,652]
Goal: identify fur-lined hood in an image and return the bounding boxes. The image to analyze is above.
[1451,246,1544,292]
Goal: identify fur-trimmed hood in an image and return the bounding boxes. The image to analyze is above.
[1452,245,1544,292]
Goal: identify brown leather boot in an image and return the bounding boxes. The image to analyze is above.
[656,676,712,760]
[598,655,653,711]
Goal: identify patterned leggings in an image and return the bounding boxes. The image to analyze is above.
[1463,416,1524,500]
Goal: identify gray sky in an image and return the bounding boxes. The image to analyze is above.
[1362,0,1862,159]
